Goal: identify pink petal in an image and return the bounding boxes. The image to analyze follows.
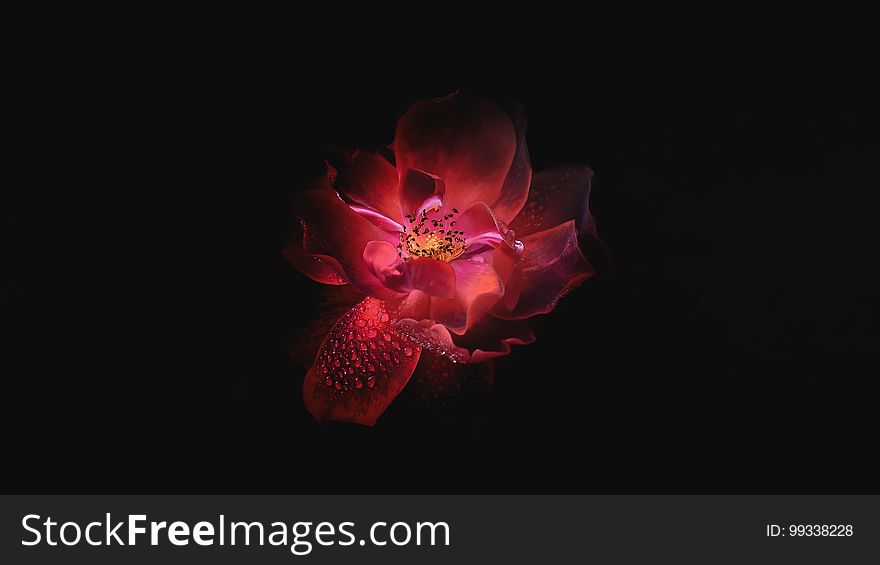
[335,150,402,223]
[394,93,516,213]
[362,240,407,292]
[452,316,536,363]
[494,220,595,319]
[490,101,532,224]
[294,189,401,299]
[429,257,504,334]
[404,257,456,298]
[303,297,422,426]
[457,202,505,250]
[348,205,404,233]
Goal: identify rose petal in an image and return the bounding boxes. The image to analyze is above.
[394,93,516,213]
[336,150,402,223]
[404,256,456,298]
[363,240,406,292]
[457,202,505,251]
[429,257,504,334]
[509,165,596,238]
[294,190,401,299]
[490,246,523,310]
[398,168,445,218]
[302,297,421,426]
[494,220,595,319]
[394,318,470,363]
[283,285,365,367]
[348,205,404,233]
[490,101,532,224]
[452,316,536,363]
[408,351,495,405]
[282,223,347,285]
[392,289,431,320]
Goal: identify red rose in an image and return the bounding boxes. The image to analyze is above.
[285,93,604,425]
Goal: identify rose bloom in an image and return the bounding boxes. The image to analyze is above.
[285,93,604,425]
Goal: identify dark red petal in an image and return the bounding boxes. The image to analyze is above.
[509,165,596,238]
[452,316,535,363]
[283,285,365,368]
[336,150,402,223]
[490,246,523,310]
[281,224,347,285]
[398,168,445,217]
[494,220,595,319]
[394,93,516,213]
[295,189,401,299]
[429,257,504,334]
[303,297,422,426]
[490,101,532,224]
[408,351,495,406]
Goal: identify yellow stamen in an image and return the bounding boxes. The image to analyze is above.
[398,207,466,262]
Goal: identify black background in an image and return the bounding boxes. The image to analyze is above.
[4,27,878,492]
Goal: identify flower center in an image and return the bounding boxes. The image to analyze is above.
[398,206,466,262]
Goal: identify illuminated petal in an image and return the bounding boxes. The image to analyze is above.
[336,150,402,223]
[394,92,516,213]
[294,190,401,299]
[404,257,456,298]
[398,168,445,218]
[429,257,504,334]
[302,297,421,426]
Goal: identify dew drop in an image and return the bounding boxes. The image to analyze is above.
[403,346,413,357]
[324,378,333,387]
[367,328,377,338]
[355,378,363,389]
